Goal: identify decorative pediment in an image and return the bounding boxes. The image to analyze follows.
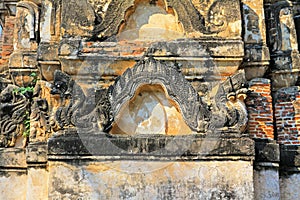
[87,0,241,40]
[49,58,248,135]
[109,58,208,132]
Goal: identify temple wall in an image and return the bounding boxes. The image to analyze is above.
[280,173,300,200]
[48,161,254,200]
[0,0,299,199]
[254,167,280,200]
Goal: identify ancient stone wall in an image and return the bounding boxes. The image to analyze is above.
[0,16,15,72]
[0,0,299,199]
[275,87,300,144]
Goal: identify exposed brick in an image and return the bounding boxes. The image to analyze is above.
[0,16,16,68]
[246,78,274,139]
[274,86,300,144]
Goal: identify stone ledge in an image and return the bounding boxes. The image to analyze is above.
[0,148,27,168]
[254,139,280,164]
[280,145,300,171]
[48,131,254,161]
[76,39,244,58]
[26,143,48,165]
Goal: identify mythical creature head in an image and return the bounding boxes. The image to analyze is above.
[51,70,74,98]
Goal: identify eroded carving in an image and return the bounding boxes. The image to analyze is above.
[109,58,209,132]
[266,1,299,70]
[29,82,51,142]
[48,58,248,135]
[30,98,49,142]
[0,84,29,147]
[243,4,262,44]
[192,0,235,34]
[91,0,241,40]
[88,0,112,25]
[109,58,248,134]
[15,1,39,48]
[51,70,112,132]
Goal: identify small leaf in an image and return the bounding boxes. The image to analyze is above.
[30,72,37,77]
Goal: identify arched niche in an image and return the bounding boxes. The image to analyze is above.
[109,58,209,134]
[15,1,39,49]
[110,84,193,135]
[268,1,298,53]
[294,13,300,51]
[92,0,206,40]
[117,0,184,41]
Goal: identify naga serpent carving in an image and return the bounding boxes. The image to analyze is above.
[0,85,29,147]
[51,70,112,132]
[50,58,248,134]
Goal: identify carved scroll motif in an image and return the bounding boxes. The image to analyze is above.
[50,70,112,132]
[266,1,300,71]
[0,85,29,147]
[50,60,248,134]
[109,58,209,132]
[91,0,240,39]
[210,71,248,133]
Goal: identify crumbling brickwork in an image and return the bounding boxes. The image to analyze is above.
[246,78,274,139]
[275,86,300,144]
[0,16,15,71]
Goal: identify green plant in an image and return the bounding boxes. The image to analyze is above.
[13,72,37,95]
[17,86,34,95]
[30,72,38,84]
[13,72,39,138]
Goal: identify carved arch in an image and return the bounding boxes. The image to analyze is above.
[92,0,205,40]
[17,1,39,39]
[117,0,185,40]
[267,1,293,53]
[109,58,209,131]
[294,12,300,51]
[119,0,175,30]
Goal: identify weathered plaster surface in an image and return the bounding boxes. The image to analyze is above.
[280,173,300,200]
[47,160,253,199]
[254,168,280,200]
[0,171,27,200]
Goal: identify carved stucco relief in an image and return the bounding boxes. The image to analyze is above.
[64,0,243,40]
[0,84,29,147]
[15,1,39,49]
[109,58,208,133]
[108,58,248,134]
[49,58,248,135]
[265,1,300,90]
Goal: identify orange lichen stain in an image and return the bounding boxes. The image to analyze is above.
[86,163,111,173]
[132,47,147,55]
[107,60,136,76]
